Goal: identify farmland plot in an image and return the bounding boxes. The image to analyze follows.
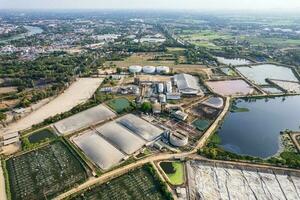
[71,167,166,200]
[6,141,88,200]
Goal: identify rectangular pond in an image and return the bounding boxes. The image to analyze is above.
[236,64,299,85]
[217,57,251,66]
[206,80,254,96]
[218,96,300,158]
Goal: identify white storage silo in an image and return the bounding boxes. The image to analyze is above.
[129,65,142,73]
[142,66,156,74]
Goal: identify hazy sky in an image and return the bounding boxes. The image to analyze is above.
[1,0,300,11]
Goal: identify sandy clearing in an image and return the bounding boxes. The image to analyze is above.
[0,87,17,94]
[1,78,103,135]
[0,162,7,200]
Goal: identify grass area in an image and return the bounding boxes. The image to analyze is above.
[160,162,184,185]
[180,30,232,49]
[107,97,133,114]
[6,140,88,200]
[104,53,175,68]
[246,36,300,47]
[193,119,211,131]
[166,47,186,53]
[70,165,172,200]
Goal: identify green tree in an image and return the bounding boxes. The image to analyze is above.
[0,112,7,122]
[140,102,152,113]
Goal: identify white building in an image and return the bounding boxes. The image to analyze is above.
[174,73,204,95]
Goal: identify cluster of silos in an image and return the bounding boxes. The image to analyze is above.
[128,65,170,74]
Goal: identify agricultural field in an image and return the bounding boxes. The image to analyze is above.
[107,98,132,114]
[179,30,232,49]
[104,53,175,69]
[160,162,185,185]
[70,166,167,200]
[6,141,88,200]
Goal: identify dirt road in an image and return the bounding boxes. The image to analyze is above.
[1,78,103,135]
[0,162,7,200]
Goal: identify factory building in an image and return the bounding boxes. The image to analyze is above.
[172,110,188,121]
[174,73,204,95]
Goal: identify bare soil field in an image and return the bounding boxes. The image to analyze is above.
[1,78,103,135]
[0,99,19,109]
[104,53,174,68]
[0,87,17,94]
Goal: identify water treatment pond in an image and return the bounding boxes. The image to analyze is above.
[217,57,251,66]
[218,96,300,158]
[236,64,299,85]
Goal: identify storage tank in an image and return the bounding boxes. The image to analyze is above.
[156,66,170,74]
[159,94,166,103]
[169,131,188,147]
[157,83,164,93]
[166,81,172,93]
[129,65,142,73]
[143,66,156,74]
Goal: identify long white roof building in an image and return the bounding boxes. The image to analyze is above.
[174,73,204,95]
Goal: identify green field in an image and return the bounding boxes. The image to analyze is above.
[27,128,56,144]
[107,98,132,113]
[70,166,168,200]
[160,162,184,185]
[193,119,211,131]
[6,141,88,200]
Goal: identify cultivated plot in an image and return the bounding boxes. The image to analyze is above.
[70,166,166,200]
[6,141,88,200]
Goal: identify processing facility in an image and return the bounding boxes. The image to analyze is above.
[174,73,204,95]
[72,114,165,170]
